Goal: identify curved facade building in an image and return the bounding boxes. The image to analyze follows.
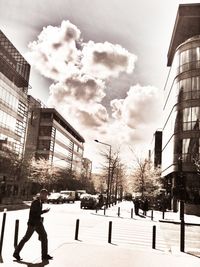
[162,4,200,212]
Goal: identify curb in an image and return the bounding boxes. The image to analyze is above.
[159,219,200,226]
[0,203,30,212]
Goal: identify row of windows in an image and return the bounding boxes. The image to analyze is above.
[179,61,200,74]
[0,83,19,111]
[176,76,200,101]
[54,142,72,160]
[178,76,200,93]
[179,47,200,66]
[182,137,200,163]
[55,129,72,147]
[0,43,30,81]
[183,106,200,123]
[52,156,71,169]
[0,128,23,156]
[0,109,16,131]
[18,100,27,118]
[15,119,26,138]
[182,107,200,131]
[13,141,23,156]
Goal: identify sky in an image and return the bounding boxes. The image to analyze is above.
[0,0,199,173]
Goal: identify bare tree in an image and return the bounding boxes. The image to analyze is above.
[130,149,163,198]
[99,149,127,203]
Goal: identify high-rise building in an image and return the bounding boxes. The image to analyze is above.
[0,30,30,156]
[162,4,200,213]
[0,30,30,198]
[25,96,85,177]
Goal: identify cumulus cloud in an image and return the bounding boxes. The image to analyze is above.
[81,41,137,79]
[27,20,137,83]
[27,20,81,81]
[111,84,163,129]
[75,105,109,128]
[49,74,105,105]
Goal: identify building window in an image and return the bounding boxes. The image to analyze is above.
[182,137,200,162]
[178,76,200,101]
[18,100,27,117]
[15,119,26,142]
[178,46,200,73]
[183,107,200,131]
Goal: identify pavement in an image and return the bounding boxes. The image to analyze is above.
[1,242,200,267]
[0,201,199,267]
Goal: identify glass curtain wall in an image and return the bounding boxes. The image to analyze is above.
[162,36,200,204]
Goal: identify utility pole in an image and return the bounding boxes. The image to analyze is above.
[178,155,185,252]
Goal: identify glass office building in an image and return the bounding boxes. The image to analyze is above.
[0,31,30,198]
[162,4,200,211]
[25,96,85,177]
[0,30,30,156]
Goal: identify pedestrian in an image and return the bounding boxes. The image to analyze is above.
[133,198,140,215]
[143,198,149,216]
[13,189,53,261]
[98,193,104,209]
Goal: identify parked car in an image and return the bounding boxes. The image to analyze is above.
[47,192,64,204]
[60,190,76,203]
[75,190,87,200]
[80,194,99,209]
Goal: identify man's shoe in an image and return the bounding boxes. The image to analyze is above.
[42,254,53,260]
[13,253,22,261]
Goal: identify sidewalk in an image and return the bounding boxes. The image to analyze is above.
[1,242,200,267]
[158,210,200,226]
[111,201,200,225]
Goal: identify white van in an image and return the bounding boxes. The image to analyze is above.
[60,190,76,203]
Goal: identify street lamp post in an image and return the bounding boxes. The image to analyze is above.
[178,155,185,252]
[94,139,111,208]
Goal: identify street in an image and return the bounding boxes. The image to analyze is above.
[0,201,200,265]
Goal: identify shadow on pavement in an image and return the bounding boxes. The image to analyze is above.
[13,260,49,266]
[187,252,200,259]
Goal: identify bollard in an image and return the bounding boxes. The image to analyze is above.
[108,221,112,243]
[0,212,7,255]
[151,210,154,221]
[75,219,80,240]
[180,219,185,252]
[131,208,133,219]
[118,207,120,217]
[104,206,106,215]
[152,225,156,249]
[14,220,19,248]
[162,211,165,220]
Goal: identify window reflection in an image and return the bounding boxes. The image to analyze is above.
[183,107,200,131]
[178,45,200,74]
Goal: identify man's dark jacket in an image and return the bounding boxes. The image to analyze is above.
[28,198,47,226]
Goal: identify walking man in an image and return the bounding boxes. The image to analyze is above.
[13,189,53,261]
[133,198,140,215]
